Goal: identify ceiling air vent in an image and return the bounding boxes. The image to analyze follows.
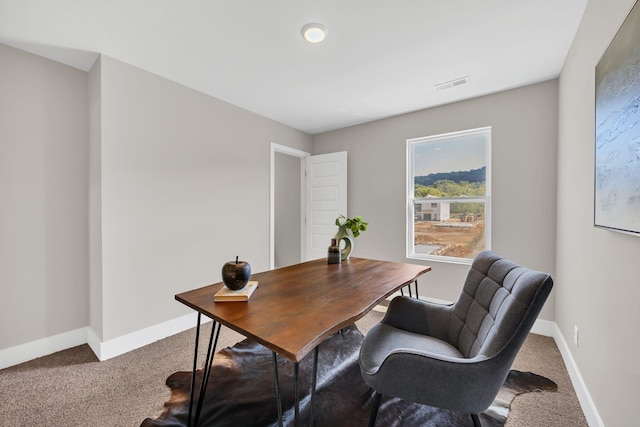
[435,76,469,91]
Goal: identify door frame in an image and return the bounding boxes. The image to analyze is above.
[270,142,310,269]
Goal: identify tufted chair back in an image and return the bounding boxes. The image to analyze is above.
[447,250,553,358]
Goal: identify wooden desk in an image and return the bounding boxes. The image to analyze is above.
[176,257,430,426]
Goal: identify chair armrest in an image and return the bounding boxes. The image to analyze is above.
[381,296,453,340]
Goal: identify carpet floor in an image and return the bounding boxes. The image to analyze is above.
[0,310,588,426]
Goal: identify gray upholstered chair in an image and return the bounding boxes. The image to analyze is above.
[359,250,553,427]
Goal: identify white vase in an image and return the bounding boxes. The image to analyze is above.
[334,225,354,260]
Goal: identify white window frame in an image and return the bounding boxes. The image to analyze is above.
[406,127,492,265]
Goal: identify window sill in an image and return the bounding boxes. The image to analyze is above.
[406,253,473,265]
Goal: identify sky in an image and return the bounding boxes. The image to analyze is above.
[412,133,487,176]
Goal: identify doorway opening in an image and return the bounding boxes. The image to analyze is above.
[270,143,308,269]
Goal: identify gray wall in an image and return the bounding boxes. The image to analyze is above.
[0,44,89,349]
[312,80,559,321]
[93,55,312,341]
[274,152,302,268]
[557,0,640,425]
[1,46,311,350]
[5,7,638,420]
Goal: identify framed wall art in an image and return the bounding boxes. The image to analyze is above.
[594,0,640,235]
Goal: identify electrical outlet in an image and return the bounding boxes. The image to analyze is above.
[573,325,579,347]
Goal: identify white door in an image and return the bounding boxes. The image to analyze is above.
[305,152,348,260]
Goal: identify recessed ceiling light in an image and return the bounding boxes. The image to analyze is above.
[301,23,327,43]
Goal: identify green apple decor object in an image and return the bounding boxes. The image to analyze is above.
[222,256,251,290]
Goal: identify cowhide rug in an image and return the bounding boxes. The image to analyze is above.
[141,326,556,427]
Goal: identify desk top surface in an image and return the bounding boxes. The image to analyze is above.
[176,257,430,362]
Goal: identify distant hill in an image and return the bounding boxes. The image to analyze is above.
[415,166,486,186]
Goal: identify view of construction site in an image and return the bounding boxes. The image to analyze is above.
[413,202,486,259]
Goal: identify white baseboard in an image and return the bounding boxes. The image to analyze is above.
[530,318,556,336]
[373,298,602,427]
[526,318,604,427]
[1,313,211,368]
[0,306,604,427]
[0,327,89,370]
[550,323,605,427]
[86,326,102,360]
[92,312,210,361]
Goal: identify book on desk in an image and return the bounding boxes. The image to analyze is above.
[214,281,258,302]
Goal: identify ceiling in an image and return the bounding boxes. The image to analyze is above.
[0,0,588,135]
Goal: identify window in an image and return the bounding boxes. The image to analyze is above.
[407,127,491,264]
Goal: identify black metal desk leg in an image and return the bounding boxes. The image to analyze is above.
[272,352,284,427]
[187,313,202,427]
[194,321,222,425]
[294,362,300,426]
[402,280,419,299]
[309,346,319,427]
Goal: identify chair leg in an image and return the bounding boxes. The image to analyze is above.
[471,413,482,427]
[368,392,382,427]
